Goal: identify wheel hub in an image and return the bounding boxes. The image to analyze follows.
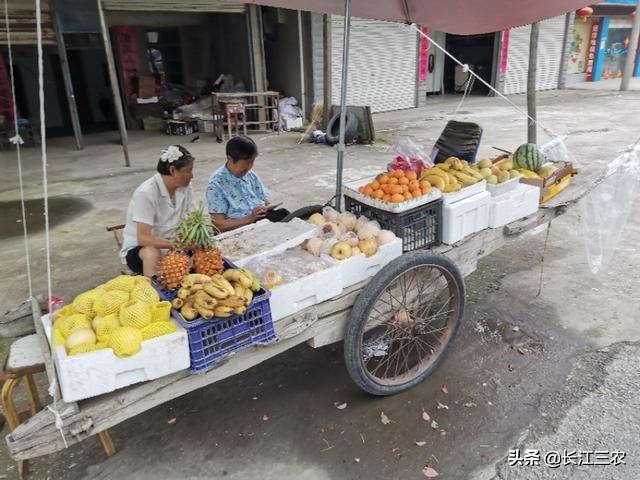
[393,308,413,331]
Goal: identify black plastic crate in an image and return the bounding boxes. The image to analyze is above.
[344,196,442,252]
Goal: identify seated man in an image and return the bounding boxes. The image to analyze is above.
[206,136,288,231]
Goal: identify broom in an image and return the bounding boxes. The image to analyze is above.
[298,103,324,144]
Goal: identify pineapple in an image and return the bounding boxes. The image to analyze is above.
[156,250,190,290]
[193,248,223,277]
[176,204,224,278]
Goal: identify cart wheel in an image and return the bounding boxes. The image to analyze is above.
[282,205,324,222]
[344,251,465,396]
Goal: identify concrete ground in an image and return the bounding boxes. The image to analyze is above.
[568,76,640,91]
[0,88,639,479]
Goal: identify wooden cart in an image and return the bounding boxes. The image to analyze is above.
[5,178,586,462]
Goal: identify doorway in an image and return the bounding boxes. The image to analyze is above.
[443,33,498,95]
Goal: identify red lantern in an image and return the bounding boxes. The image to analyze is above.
[577,6,594,22]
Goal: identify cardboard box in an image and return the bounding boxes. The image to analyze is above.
[138,75,157,99]
[519,161,576,203]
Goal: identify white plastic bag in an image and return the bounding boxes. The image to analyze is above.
[540,136,580,168]
[579,147,640,274]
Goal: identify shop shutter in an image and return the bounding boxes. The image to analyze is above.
[331,16,417,113]
[503,16,566,95]
[0,0,56,45]
[102,0,245,13]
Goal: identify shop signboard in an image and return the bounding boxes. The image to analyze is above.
[585,19,600,81]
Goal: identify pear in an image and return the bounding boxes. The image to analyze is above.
[509,170,520,179]
[497,171,510,183]
[479,167,492,178]
[478,159,493,169]
[487,175,498,185]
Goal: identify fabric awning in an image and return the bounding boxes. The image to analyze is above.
[245,0,587,34]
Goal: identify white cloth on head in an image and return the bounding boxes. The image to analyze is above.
[120,173,195,263]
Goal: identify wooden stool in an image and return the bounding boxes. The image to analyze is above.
[224,102,247,139]
[1,334,116,479]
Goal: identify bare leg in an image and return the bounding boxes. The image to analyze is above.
[139,247,161,277]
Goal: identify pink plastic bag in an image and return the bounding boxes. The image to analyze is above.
[389,138,433,173]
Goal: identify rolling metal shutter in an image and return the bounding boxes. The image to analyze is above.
[331,16,418,113]
[102,0,245,13]
[0,0,56,45]
[503,16,566,95]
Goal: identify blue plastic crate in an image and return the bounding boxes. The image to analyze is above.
[153,268,277,374]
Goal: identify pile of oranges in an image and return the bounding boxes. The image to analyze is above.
[358,170,431,204]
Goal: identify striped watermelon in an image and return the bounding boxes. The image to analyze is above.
[514,143,544,171]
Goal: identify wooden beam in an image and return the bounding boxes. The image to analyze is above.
[51,7,83,150]
[527,22,539,144]
[96,0,130,167]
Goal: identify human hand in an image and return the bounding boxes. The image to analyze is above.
[250,205,268,222]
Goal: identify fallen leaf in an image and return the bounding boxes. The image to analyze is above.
[422,410,431,422]
[463,402,477,408]
[437,401,449,410]
[354,458,360,463]
[380,411,391,425]
[334,402,347,410]
[517,346,528,355]
[422,466,439,478]
[262,414,270,421]
[441,385,449,394]
[430,420,439,429]
[415,441,427,447]
[167,417,176,425]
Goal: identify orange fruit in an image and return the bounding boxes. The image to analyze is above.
[393,169,404,178]
[419,180,431,190]
[391,193,405,203]
[404,191,413,200]
[358,186,365,193]
[410,186,421,196]
[379,174,389,184]
[371,181,380,190]
[388,177,399,185]
[406,171,418,181]
[363,186,374,196]
[381,184,391,194]
[402,184,409,193]
[390,185,402,195]
[399,177,409,186]
[421,187,430,195]
[408,180,420,190]
[383,194,391,201]
[373,189,384,199]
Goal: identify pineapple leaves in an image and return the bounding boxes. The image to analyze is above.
[175,204,218,249]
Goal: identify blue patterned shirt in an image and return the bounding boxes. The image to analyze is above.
[206,164,268,219]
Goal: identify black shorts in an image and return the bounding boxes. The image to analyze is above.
[125,246,144,274]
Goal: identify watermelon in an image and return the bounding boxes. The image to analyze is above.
[514,143,544,171]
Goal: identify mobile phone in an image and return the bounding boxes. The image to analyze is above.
[266,202,283,210]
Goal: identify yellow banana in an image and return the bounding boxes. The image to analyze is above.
[180,305,198,321]
[443,183,462,193]
[233,305,247,315]
[463,167,484,181]
[444,156,458,166]
[211,275,235,297]
[422,167,450,184]
[242,287,253,305]
[446,172,459,185]
[171,298,184,309]
[214,306,234,318]
[451,171,478,185]
[196,305,214,319]
[250,277,261,292]
[177,288,190,300]
[193,291,217,309]
[238,269,254,288]
[203,282,229,300]
[436,163,451,171]
[217,296,246,308]
[423,175,446,190]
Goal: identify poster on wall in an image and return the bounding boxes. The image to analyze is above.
[0,56,13,124]
[568,20,591,75]
[585,19,600,81]
[418,27,430,82]
[114,26,142,104]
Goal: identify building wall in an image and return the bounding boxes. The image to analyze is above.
[310,13,324,103]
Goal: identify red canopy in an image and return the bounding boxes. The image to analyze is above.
[245,0,584,34]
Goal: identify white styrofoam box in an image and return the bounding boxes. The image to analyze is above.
[328,236,403,288]
[485,173,523,197]
[343,175,442,213]
[442,179,486,205]
[267,261,342,322]
[441,190,490,245]
[42,314,189,402]
[489,183,540,228]
[216,218,317,267]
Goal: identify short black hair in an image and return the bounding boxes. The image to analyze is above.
[226,136,258,162]
[156,145,194,175]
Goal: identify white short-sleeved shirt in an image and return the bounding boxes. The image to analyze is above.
[120,173,195,263]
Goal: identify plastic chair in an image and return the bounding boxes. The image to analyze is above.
[433,120,483,164]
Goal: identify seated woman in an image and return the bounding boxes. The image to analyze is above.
[206,136,288,231]
[120,145,195,276]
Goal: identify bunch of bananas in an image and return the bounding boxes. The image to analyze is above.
[170,270,260,320]
[420,156,484,192]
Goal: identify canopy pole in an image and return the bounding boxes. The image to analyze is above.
[527,21,539,144]
[97,0,130,167]
[620,0,640,91]
[51,7,83,150]
[334,0,351,212]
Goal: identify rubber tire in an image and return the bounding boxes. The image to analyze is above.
[344,251,465,396]
[282,204,324,222]
[324,111,359,146]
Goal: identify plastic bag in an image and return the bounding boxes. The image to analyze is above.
[579,147,640,274]
[540,136,580,168]
[390,138,433,173]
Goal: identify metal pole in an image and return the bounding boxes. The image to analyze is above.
[297,10,306,119]
[621,0,640,91]
[96,0,130,167]
[557,12,574,90]
[334,0,351,212]
[527,22,539,144]
[322,14,332,130]
[51,7,83,150]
